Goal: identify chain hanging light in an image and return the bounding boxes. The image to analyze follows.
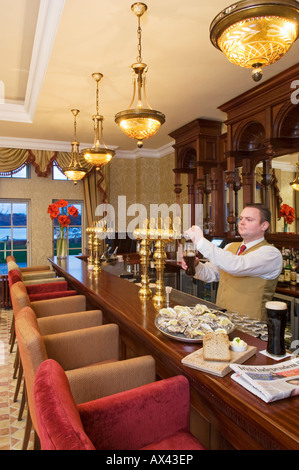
[64,109,87,184]
[115,2,165,148]
[210,0,299,82]
[82,73,115,170]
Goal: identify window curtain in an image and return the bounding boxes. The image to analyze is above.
[0,148,58,176]
[0,147,109,226]
[83,165,109,226]
[0,148,31,174]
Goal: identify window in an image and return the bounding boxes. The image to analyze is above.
[0,201,29,274]
[0,166,29,179]
[52,163,68,181]
[53,201,83,256]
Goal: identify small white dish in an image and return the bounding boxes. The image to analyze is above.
[230,344,247,352]
[230,337,247,352]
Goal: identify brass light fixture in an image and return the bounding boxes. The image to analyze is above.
[290,159,299,190]
[115,2,165,148]
[210,0,299,82]
[64,109,87,184]
[82,73,115,170]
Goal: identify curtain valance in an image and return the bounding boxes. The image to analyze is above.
[0,147,94,177]
[0,147,109,213]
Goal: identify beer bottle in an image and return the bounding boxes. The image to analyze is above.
[278,266,285,284]
[291,263,297,286]
[284,257,291,283]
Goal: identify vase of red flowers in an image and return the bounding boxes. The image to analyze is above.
[279,204,295,233]
[47,199,79,258]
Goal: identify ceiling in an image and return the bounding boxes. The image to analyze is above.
[0,0,299,156]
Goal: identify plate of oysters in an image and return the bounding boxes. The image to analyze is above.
[155,304,235,343]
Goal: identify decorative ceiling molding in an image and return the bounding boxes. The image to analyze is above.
[115,142,175,159]
[0,136,175,159]
[0,0,65,123]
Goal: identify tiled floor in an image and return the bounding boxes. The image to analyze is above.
[0,309,34,450]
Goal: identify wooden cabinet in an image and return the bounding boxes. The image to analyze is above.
[170,64,299,238]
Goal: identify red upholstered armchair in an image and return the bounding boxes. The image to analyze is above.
[8,269,77,301]
[34,359,205,451]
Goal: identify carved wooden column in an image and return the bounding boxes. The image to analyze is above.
[203,173,211,230]
[261,158,272,209]
[233,168,242,231]
[196,166,205,205]
[226,156,236,236]
[174,171,182,207]
[241,158,255,205]
[187,173,195,226]
[210,167,218,236]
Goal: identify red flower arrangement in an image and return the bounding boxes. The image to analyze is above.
[47,199,79,233]
[279,204,295,225]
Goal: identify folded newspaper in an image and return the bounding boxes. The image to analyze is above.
[230,357,299,403]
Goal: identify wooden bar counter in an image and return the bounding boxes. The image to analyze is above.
[49,256,299,450]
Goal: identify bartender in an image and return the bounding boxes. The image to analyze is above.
[184,203,283,321]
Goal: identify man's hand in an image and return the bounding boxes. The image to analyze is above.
[184,225,203,244]
[181,254,199,271]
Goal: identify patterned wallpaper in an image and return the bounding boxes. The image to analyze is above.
[109,152,176,230]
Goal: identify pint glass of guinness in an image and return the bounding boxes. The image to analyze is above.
[265,301,288,356]
[183,239,196,276]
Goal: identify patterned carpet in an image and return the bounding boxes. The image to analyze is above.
[0,309,34,450]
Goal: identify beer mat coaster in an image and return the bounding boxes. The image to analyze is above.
[259,349,292,361]
[181,345,257,377]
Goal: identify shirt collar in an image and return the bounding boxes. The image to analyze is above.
[242,237,265,250]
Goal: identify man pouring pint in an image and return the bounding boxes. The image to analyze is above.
[183,204,283,321]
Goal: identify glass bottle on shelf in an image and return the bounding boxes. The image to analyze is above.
[284,256,292,283]
[281,246,286,262]
[278,265,285,283]
[291,263,297,286]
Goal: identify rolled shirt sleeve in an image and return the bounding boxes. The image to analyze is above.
[194,238,283,281]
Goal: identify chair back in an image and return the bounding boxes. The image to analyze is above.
[10,281,31,317]
[15,307,48,432]
[34,359,95,450]
[8,269,22,288]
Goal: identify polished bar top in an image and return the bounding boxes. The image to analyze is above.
[49,256,299,450]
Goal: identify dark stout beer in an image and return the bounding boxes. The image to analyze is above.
[183,253,196,276]
[266,301,287,356]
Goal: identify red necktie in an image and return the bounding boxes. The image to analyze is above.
[238,244,246,255]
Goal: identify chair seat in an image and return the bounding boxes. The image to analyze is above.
[29,291,77,301]
[34,359,206,451]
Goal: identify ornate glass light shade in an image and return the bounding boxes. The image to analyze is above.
[115,3,165,148]
[210,0,299,81]
[82,73,115,170]
[64,109,87,184]
[290,163,299,190]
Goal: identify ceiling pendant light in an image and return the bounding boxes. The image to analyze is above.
[210,0,299,82]
[82,73,115,170]
[115,2,165,148]
[64,109,87,184]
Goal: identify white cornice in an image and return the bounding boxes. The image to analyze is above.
[0,0,65,123]
[0,137,175,158]
[115,142,175,159]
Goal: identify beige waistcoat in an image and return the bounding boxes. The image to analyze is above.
[216,240,278,321]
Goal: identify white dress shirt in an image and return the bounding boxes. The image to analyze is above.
[194,237,283,283]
